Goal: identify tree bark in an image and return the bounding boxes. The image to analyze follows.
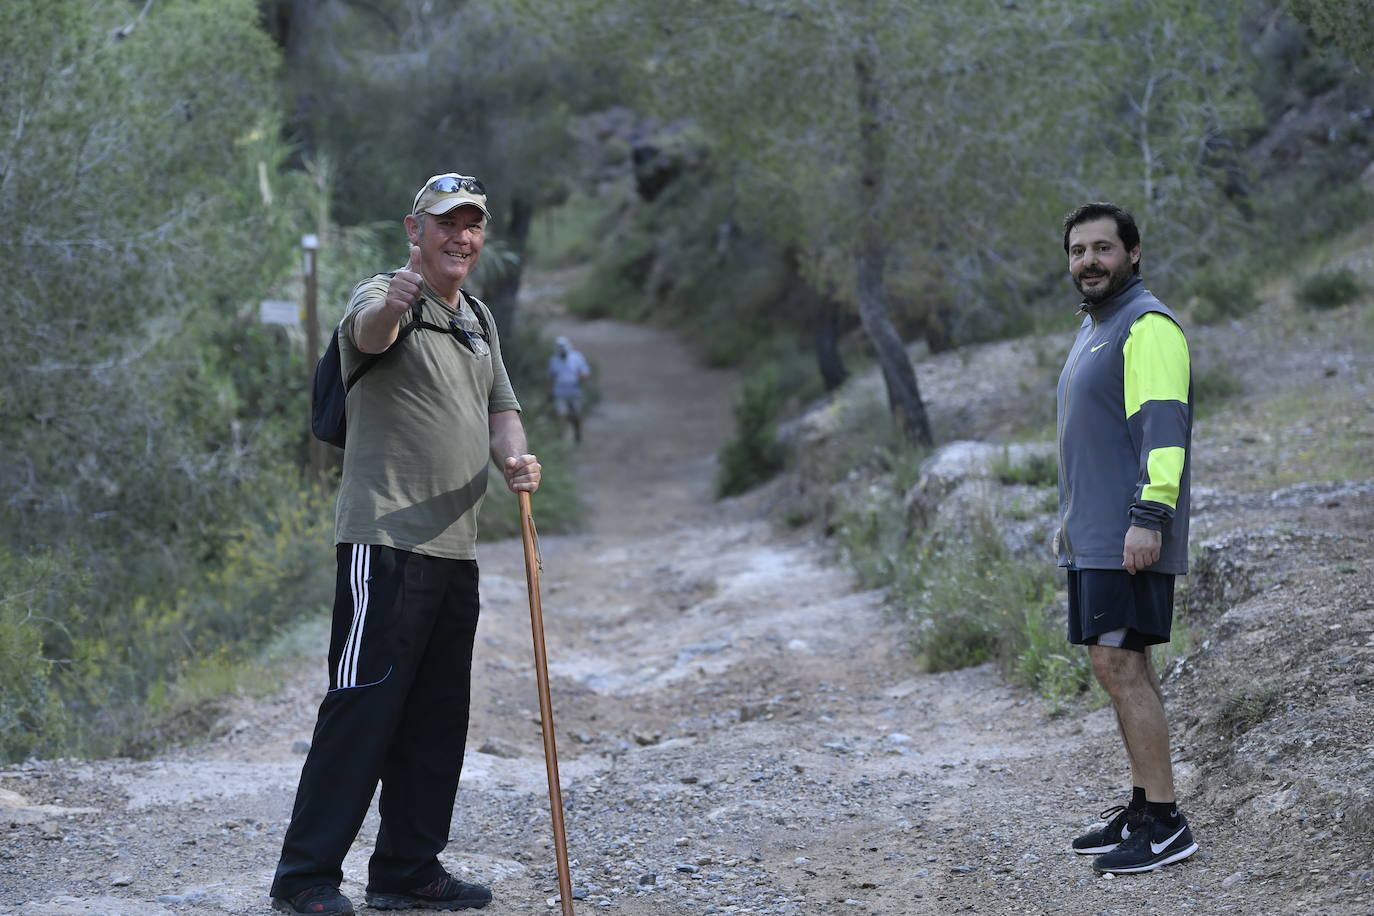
[812,285,848,393]
[853,42,934,447]
[481,194,533,336]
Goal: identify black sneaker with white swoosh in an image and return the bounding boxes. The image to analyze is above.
[1092,810,1199,874]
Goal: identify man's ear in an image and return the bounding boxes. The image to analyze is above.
[404,213,422,245]
[1129,244,1142,268]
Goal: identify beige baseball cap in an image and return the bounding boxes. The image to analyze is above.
[411,173,491,220]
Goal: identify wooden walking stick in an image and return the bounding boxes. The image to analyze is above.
[518,490,575,915]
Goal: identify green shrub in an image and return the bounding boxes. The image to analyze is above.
[529,189,622,268]
[1189,273,1259,325]
[1014,604,1094,714]
[902,517,1058,674]
[0,550,83,761]
[565,263,653,321]
[1213,682,1281,738]
[1294,268,1364,311]
[1192,363,1245,416]
[716,365,789,497]
[834,493,907,591]
[991,449,1058,487]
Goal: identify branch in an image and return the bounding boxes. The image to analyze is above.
[115,0,157,40]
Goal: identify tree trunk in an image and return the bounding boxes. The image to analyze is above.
[812,286,848,393]
[853,42,934,447]
[785,248,849,393]
[482,194,534,336]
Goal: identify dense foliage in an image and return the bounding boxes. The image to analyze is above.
[0,0,322,760]
[0,0,582,762]
[1,0,1369,760]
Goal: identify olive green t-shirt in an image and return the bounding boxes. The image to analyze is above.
[334,274,521,559]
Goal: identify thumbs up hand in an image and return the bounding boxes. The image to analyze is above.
[384,244,425,315]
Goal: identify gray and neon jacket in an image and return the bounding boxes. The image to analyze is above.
[1056,276,1192,574]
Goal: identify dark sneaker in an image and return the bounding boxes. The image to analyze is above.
[365,873,492,911]
[1072,804,1138,854]
[271,885,355,915]
[1093,811,1199,874]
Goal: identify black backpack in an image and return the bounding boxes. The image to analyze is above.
[310,285,491,448]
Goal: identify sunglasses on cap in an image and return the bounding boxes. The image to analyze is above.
[428,174,485,196]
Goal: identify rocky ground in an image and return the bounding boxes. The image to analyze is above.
[2,266,1373,915]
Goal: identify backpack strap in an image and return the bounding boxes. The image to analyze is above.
[340,283,493,392]
[342,290,427,392]
[461,289,493,340]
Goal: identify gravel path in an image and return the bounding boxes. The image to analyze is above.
[1,278,1366,914]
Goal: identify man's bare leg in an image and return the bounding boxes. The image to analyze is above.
[1090,644,1174,802]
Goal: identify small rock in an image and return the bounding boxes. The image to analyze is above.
[1222,871,1247,888]
[110,875,134,886]
[739,704,771,722]
[673,836,690,847]
[291,740,311,755]
[477,739,523,759]
[157,892,207,904]
[638,873,657,886]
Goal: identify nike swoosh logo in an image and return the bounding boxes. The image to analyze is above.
[1151,826,1185,854]
[1090,341,1110,352]
[1119,823,1131,840]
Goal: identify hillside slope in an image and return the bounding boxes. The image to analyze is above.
[0,255,1370,915]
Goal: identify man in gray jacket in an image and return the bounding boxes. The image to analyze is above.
[1055,202,1198,875]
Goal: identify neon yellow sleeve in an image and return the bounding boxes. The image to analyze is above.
[1123,312,1189,419]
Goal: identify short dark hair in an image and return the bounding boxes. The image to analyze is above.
[1062,202,1141,275]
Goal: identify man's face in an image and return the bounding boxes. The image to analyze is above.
[406,205,485,289]
[1067,217,1139,304]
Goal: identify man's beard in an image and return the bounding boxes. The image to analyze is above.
[1074,261,1134,304]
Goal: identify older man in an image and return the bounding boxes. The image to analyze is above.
[1055,202,1197,875]
[271,174,540,915]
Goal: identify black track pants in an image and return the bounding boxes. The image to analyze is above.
[271,544,481,898]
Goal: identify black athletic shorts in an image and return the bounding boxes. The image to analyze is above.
[1066,568,1174,651]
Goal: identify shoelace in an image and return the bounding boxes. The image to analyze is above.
[413,875,461,899]
[1096,804,1130,822]
[290,886,344,910]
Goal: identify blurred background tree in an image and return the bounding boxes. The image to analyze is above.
[531,0,1267,444]
[259,0,621,328]
[0,0,1369,761]
[1287,0,1374,70]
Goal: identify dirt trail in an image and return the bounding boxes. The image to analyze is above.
[0,274,1357,915]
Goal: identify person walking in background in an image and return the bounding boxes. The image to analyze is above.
[547,335,591,444]
[270,173,541,915]
[1054,202,1198,875]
